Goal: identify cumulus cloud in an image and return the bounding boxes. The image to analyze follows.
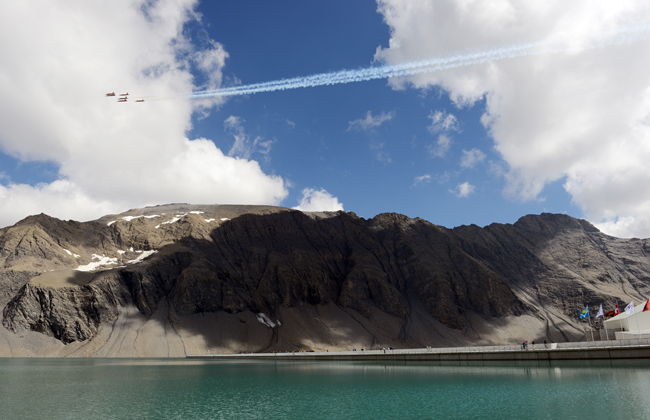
[428,110,459,134]
[427,134,452,158]
[293,188,344,212]
[450,182,475,198]
[460,148,487,169]
[0,181,117,227]
[0,0,287,227]
[348,111,395,131]
[375,0,650,237]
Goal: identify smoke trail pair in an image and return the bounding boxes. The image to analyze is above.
[178,23,649,100]
[188,42,546,99]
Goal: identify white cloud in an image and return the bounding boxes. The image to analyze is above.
[460,148,487,169]
[594,216,649,239]
[348,111,395,162]
[427,111,457,159]
[191,40,229,114]
[224,116,249,158]
[435,171,451,184]
[348,111,395,131]
[413,174,431,186]
[0,180,117,226]
[224,116,274,161]
[450,182,475,198]
[293,188,344,212]
[375,0,650,237]
[193,40,229,91]
[371,141,392,163]
[428,110,459,134]
[0,0,287,227]
[427,134,452,158]
[488,161,507,179]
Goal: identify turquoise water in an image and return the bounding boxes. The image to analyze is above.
[2,359,650,419]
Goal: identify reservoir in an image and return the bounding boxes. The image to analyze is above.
[2,358,650,419]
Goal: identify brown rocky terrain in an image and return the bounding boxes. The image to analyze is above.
[1,204,649,357]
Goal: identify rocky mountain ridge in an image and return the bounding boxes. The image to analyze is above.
[1,204,649,357]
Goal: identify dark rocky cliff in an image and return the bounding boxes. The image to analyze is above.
[1,205,649,356]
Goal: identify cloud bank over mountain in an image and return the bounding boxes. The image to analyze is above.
[375,0,650,238]
[0,0,288,227]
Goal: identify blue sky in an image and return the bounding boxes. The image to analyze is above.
[190,0,577,227]
[0,1,648,236]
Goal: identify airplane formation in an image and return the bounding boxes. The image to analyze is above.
[105,92,144,103]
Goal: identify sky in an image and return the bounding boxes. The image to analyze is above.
[1,1,650,238]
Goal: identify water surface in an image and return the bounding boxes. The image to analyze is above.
[2,358,649,419]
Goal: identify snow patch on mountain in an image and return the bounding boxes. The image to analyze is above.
[63,249,80,258]
[122,215,161,222]
[256,313,278,328]
[155,213,188,229]
[108,215,161,226]
[127,250,158,264]
[75,254,118,272]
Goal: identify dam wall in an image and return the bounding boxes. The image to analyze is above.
[188,339,650,362]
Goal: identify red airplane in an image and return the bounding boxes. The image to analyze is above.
[106,92,116,97]
[117,98,127,102]
[135,99,144,102]
[120,93,129,96]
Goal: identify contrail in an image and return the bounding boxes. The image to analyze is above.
[150,23,650,101]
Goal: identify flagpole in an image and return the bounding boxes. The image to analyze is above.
[595,304,606,341]
[626,301,640,334]
[580,306,590,341]
[588,313,594,341]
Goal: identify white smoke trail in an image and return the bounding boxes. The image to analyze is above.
[149,23,650,101]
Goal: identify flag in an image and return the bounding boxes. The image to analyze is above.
[625,301,635,314]
[604,309,616,318]
[580,306,589,319]
[643,299,650,312]
[615,303,619,316]
[596,304,604,318]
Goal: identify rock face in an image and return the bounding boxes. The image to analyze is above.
[1,204,649,356]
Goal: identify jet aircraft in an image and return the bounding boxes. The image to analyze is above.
[105,92,116,97]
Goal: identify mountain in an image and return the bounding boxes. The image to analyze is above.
[1,204,649,357]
